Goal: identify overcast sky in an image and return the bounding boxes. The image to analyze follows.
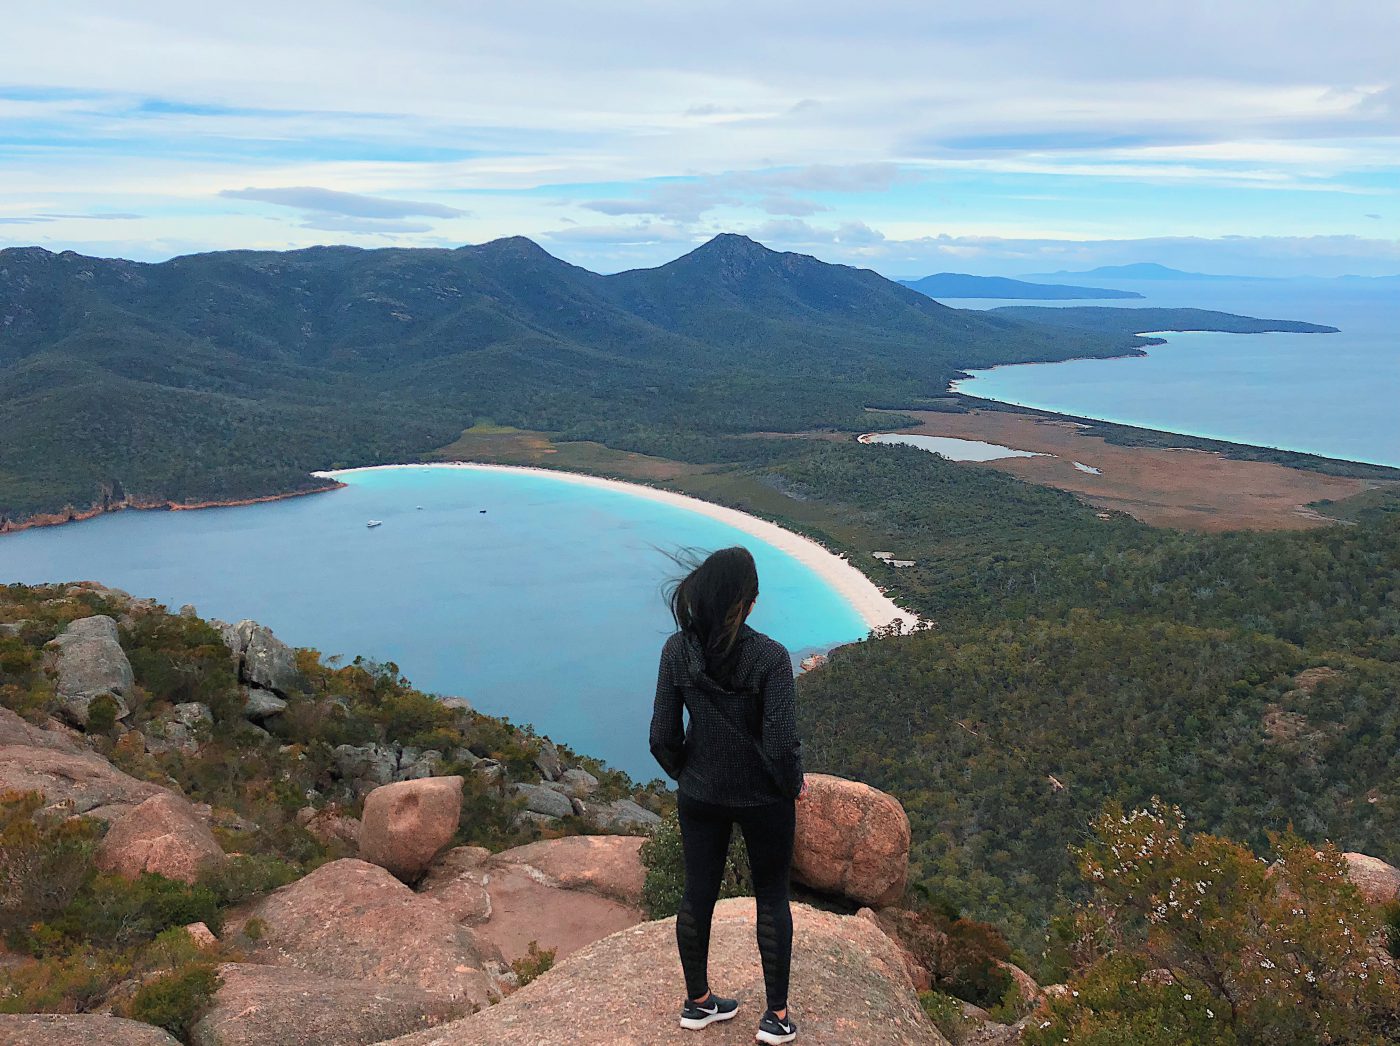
[2,1,1397,276]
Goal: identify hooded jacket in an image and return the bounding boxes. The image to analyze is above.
[648,624,804,806]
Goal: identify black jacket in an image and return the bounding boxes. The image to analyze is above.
[648,625,804,806]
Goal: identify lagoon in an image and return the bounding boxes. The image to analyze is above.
[0,465,873,780]
[864,433,1045,461]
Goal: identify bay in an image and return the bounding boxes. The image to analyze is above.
[946,278,1399,468]
[0,466,869,779]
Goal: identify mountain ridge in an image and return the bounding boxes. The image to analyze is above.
[0,234,1138,524]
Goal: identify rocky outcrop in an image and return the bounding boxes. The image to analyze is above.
[533,740,562,781]
[0,1013,181,1045]
[557,767,599,797]
[227,859,499,1006]
[96,792,229,883]
[792,773,910,907]
[1342,852,1400,905]
[418,836,648,964]
[43,615,134,726]
[333,742,445,792]
[513,782,573,819]
[190,963,462,1046]
[0,708,164,817]
[297,805,362,849]
[0,706,82,754]
[492,836,646,906]
[359,776,463,883]
[375,898,948,1046]
[145,702,212,754]
[584,797,661,831]
[215,619,304,715]
[241,687,287,721]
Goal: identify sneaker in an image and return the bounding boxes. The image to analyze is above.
[756,1009,797,1044]
[679,992,739,1030]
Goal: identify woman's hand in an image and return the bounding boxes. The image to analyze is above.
[797,775,808,801]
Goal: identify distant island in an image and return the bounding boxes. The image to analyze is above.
[988,305,1340,337]
[899,272,1143,300]
[1028,262,1270,282]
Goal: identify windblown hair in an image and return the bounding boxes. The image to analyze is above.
[666,546,760,676]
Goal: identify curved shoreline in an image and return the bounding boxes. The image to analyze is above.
[314,462,918,634]
[0,482,345,536]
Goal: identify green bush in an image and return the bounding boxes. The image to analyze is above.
[0,791,101,942]
[1029,799,1400,1045]
[0,945,132,1014]
[85,693,121,735]
[200,854,299,908]
[639,810,751,919]
[126,962,222,1040]
[919,990,971,1042]
[510,940,555,987]
[56,873,221,949]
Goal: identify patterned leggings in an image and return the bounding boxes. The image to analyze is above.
[675,791,796,1011]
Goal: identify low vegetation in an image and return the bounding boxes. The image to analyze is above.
[1026,801,1400,1045]
[0,582,667,1031]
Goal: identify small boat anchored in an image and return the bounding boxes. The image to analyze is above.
[366,520,383,528]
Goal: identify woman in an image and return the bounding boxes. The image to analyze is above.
[650,546,804,1044]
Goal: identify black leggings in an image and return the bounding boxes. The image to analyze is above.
[676,792,795,1011]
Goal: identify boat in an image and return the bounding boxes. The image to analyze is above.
[366,520,383,528]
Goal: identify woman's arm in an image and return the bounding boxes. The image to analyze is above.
[648,636,687,779]
[760,646,805,800]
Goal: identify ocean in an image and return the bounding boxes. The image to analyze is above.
[0,466,869,780]
[946,278,1399,468]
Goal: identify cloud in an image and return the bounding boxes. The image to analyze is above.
[581,165,898,223]
[2,5,1396,262]
[744,219,886,246]
[540,220,697,246]
[221,186,465,219]
[758,195,829,217]
[298,215,434,233]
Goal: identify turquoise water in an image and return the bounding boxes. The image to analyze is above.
[946,280,1399,468]
[0,466,869,780]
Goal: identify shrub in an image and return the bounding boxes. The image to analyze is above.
[1023,954,1236,1046]
[919,990,972,1042]
[877,903,1013,1009]
[0,791,101,942]
[85,693,121,735]
[1385,900,1400,961]
[510,940,556,987]
[639,810,751,919]
[1029,798,1400,1045]
[200,854,299,908]
[0,945,132,1014]
[57,873,221,949]
[126,962,222,1040]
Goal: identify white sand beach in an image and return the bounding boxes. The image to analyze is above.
[314,462,918,634]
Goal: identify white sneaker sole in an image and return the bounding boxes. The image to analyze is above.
[755,1028,796,1044]
[680,1008,738,1030]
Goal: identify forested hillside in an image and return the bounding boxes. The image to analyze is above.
[773,441,1400,947]
[0,235,1136,523]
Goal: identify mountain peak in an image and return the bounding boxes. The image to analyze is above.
[471,236,557,260]
[692,233,771,257]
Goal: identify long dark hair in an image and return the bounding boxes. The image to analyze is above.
[666,546,759,672]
